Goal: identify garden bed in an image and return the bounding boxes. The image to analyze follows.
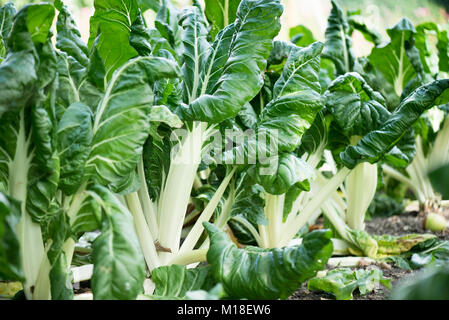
[290,210,449,300]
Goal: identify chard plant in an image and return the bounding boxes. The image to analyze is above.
[367,12,449,212]
[223,1,449,258]
[122,0,285,270]
[0,0,182,300]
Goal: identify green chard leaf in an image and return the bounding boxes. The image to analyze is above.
[322,0,355,75]
[0,3,56,118]
[415,22,449,75]
[429,163,449,199]
[88,0,139,80]
[347,11,382,46]
[57,103,93,195]
[341,79,449,168]
[325,72,390,138]
[289,25,316,47]
[258,42,324,153]
[0,2,16,60]
[248,153,314,195]
[85,56,180,193]
[204,222,333,299]
[155,0,183,57]
[308,268,391,300]
[89,185,146,300]
[392,265,449,300]
[45,207,74,300]
[205,0,241,41]
[56,2,89,67]
[368,18,422,98]
[178,0,283,123]
[151,264,215,299]
[0,192,24,281]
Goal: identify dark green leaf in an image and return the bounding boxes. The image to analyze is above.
[341,79,449,168]
[204,222,333,299]
[152,264,215,299]
[0,192,24,281]
[90,185,146,300]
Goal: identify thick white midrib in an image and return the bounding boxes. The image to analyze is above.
[157,123,204,264]
[93,56,146,133]
[12,110,46,300]
[179,167,236,254]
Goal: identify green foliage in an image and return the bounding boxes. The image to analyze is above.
[204,222,333,299]
[308,268,391,300]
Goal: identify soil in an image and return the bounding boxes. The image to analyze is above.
[289,210,449,300]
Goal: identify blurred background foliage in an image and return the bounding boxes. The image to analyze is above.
[3,0,449,56]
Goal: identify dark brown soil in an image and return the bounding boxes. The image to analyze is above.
[289,211,449,300]
[366,211,449,240]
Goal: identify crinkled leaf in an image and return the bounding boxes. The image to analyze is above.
[322,0,354,75]
[341,79,449,168]
[85,56,180,193]
[0,192,24,281]
[89,185,146,300]
[374,234,436,258]
[204,222,333,299]
[88,0,139,80]
[57,102,93,195]
[142,136,171,201]
[248,153,314,195]
[205,0,241,41]
[325,72,390,138]
[45,208,73,300]
[152,264,215,299]
[308,268,391,300]
[258,42,324,153]
[56,2,89,67]
[178,0,283,123]
[0,2,16,59]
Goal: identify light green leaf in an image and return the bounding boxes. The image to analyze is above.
[205,0,241,40]
[368,18,420,98]
[289,25,316,47]
[88,0,139,80]
[308,268,391,300]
